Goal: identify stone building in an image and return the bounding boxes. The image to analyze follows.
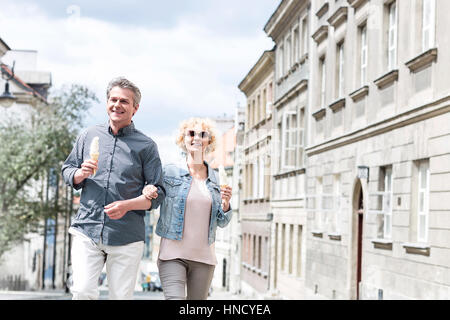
[238,49,275,298]
[305,0,450,299]
[264,0,310,299]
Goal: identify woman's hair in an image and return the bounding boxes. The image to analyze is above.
[175,117,218,153]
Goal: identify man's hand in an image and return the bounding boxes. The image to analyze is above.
[73,159,98,185]
[104,200,130,220]
[143,184,158,200]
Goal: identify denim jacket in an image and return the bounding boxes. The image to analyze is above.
[155,161,232,245]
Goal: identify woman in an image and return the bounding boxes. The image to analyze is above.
[143,117,232,300]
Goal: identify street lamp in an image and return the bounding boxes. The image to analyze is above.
[0,61,17,108]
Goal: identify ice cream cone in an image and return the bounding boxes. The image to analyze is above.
[89,136,99,176]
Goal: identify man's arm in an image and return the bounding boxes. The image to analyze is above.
[62,130,98,188]
[62,131,87,189]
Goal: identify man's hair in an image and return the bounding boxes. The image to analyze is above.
[106,77,141,107]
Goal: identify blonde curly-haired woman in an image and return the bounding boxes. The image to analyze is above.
[143,117,232,300]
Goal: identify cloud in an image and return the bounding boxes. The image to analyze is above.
[0,0,275,160]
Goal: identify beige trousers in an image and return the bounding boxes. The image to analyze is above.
[70,230,144,300]
[157,258,215,300]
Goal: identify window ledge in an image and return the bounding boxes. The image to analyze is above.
[329,98,346,112]
[402,243,430,256]
[312,25,329,44]
[374,69,399,89]
[348,0,369,10]
[371,238,393,250]
[311,230,324,238]
[349,85,369,102]
[328,233,342,241]
[312,107,326,120]
[316,2,329,19]
[327,7,348,29]
[299,53,308,65]
[405,48,438,73]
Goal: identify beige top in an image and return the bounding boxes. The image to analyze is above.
[158,178,217,265]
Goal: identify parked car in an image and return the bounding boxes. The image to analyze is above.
[141,271,162,292]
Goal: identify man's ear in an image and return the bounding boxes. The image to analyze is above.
[133,104,139,116]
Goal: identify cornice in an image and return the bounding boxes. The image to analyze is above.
[264,0,309,41]
[238,50,275,96]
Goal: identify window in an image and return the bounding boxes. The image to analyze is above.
[301,17,309,56]
[278,45,284,79]
[382,167,393,239]
[285,36,292,73]
[262,89,267,119]
[331,174,342,234]
[320,57,326,108]
[360,25,368,86]
[281,112,298,169]
[371,166,393,239]
[337,42,345,98]
[289,225,294,274]
[298,108,305,168]
[417,160,430,242]
[253,159,258,199]
[281,224,286,270]
[315,177,323,231]
[293,27,300,63]
[422,0,436,51]
[258,156,265,198]
[296,226,302,277]
[388,2,398,70]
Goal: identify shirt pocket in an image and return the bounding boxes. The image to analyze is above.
[163,177,183,198]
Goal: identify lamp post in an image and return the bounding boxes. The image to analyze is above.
[0,61,17,108]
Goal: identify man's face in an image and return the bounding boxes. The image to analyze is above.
[106,86,138,128]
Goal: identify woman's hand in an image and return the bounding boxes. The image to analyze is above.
[221,186,232,212]
[143,184,158,200]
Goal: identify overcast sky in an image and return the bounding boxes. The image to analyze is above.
[0,0,278,163]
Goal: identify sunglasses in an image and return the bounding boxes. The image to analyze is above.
[186,130,210,139]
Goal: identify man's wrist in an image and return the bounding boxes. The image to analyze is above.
[73,169,87,185]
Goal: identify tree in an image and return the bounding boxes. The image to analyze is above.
[0,84,98,259]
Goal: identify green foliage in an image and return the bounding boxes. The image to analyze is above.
[0,84,98,258]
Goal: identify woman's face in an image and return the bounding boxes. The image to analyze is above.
[184,123,210,154]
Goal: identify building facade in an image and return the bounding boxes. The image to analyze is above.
[264,0,310,299]
[305,0,450,299]
[238,50,275,298]
[236,0,450,300]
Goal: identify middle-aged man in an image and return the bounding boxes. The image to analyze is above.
[62,77,165,300]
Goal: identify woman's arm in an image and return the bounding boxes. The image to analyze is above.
[104,195,152,220]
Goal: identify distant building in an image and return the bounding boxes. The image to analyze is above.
[238,49,275,298]
[0,38,56,291]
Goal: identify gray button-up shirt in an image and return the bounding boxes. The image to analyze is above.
[61,122,165,246]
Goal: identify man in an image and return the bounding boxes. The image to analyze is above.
[62,77,165,300]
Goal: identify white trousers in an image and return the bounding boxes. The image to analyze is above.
[70,231,144,300]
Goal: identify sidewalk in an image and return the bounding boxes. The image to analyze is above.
[0,289,70,300]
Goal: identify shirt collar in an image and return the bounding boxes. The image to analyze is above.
[107,121,135,137]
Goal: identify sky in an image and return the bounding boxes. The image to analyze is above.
[0,0,278,163]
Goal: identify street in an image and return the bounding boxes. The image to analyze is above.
[0,289,164,300]
[0,288,241,300]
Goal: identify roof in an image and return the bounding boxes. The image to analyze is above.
[0,37,11,51]
[1,63,48,103]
